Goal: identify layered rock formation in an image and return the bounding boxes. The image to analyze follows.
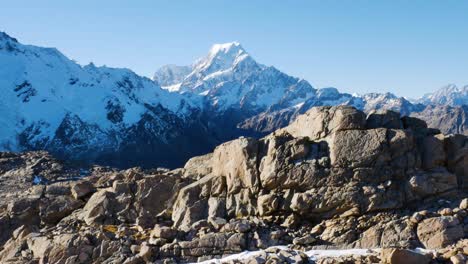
[0,106,467,263]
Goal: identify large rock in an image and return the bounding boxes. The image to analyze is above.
[444,134,468,188]
[173,233,247,259]
[330,128,390,168]
[283,106,366,140]
[172,175,225,231]
[183,153,213,180]
[421,134,447,170]
[70,181,94,199]
[133,174,183,228]
[417,216,464,249]
[290,185,359,217]
[258,133,330,191]
[212,137,260,194]
[357,219,417,248]
[80,189,117,225]
[366,110,402,129]
[406,168,457,199]
[381,248,430,264]
[39,196,83,224]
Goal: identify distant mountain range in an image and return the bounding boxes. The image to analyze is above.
[0,31,466,168]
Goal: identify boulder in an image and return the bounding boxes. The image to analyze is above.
[134,174,182,228]
[366,110,402,129]
[26,234,52,260]
[212,137,260,194]
[357,219,417,248]
[407,168,457,199]
[401,116,428,133]
[257,194,279,216]
[151,225,177,240]
[70,181,94,199]
[381,248,430,264]
[172,175,225,231]
[81,189,116,225]
[417,216,464,249]
[39,196,83,224]
[183,153,213,180]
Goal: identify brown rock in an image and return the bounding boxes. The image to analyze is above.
[70,181,94,199]
[450,254,467,264]
[183,153,213,180]
[212,137,260,194]
[81,189,116,225]
[381,248,430,264]
[366,110,402,129]
[417,216,464,249]
[330,128,390,168]
[39,196,83,224]
[151,225,177,240]
[172,174,225,231]
[283,106,366,140]
[422,134,446,170]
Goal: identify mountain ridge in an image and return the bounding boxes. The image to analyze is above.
[0,31,467,168]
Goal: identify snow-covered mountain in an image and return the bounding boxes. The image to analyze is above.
[154,42,316,112]
[1,31,466,168]
[152,64,192,88]
[0,31,214,168]
[418,84,468,106]
[154,43,429,136]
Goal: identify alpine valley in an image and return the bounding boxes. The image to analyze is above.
[1,32,467,168]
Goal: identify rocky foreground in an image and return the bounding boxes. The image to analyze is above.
[0,106,467,263]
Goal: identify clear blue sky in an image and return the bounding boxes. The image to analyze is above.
[1,1,467,98]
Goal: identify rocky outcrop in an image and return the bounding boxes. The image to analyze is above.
[0,106,467,263]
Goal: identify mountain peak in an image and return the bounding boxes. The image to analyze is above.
[0,31,18,45]
[0,31,18,43]
[191,41,253,77]
[419,83,468,106]
[436,84,460,93]
[208,42,243,55]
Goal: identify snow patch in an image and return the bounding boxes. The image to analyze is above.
[194,247,381,264]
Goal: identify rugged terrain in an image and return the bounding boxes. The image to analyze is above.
[1,31,467,169]
[0,106,467,263]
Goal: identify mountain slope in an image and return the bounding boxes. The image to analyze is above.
[411,104,468,135]
[0,31,215,168]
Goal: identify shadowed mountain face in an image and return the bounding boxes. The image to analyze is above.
[411,105,468,136]
[0,31,467,168]
[0,31,217,168]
